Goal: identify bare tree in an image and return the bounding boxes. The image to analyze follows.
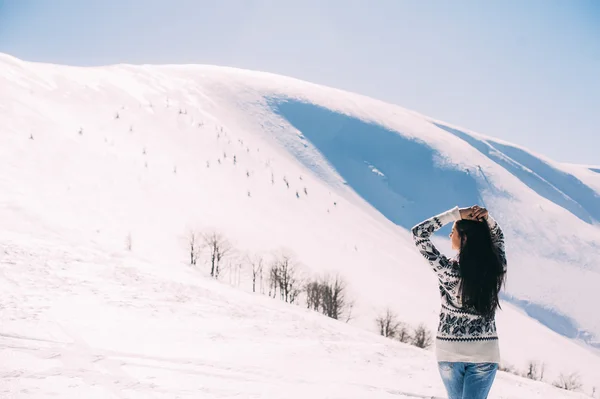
[203,232,231,278]
[396,323,412,343]
[248,254,264,293]
[232,261,243,287]
[305,279,322,311]
[412,324,433,349]
[305,274,353,321]
[268,262,280,298]
[374,308,410,342]
[319,274,351,320]
[188,230,200,265]
[275,254,303,304]
[525,361,545,381]
[267,253,303,303]
[376,308,401,338]
[553,372,582,391]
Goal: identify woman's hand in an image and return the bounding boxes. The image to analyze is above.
[460,205,488,221]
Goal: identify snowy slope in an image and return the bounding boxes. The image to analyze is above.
[1,53,599,396]
[0,232,592,399]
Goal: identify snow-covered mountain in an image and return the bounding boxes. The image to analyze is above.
[1,53,599,397]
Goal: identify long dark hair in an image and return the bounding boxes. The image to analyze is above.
[455,219,505,318]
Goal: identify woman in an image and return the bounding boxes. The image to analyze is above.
[412,205,507,399]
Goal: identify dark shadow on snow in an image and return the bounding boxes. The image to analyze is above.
[434,123,599,224]
[271,99,483,230]
[269,99,598,346]
[501,293,599,348]
[589,167,600,174]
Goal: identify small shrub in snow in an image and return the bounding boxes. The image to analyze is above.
[411,324,433,349]
[553,372,582,391]
[395,323,412,344]
[525,360,545,381]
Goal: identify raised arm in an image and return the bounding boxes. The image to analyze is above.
[411,206,462,286]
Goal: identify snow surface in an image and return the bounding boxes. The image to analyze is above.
[0,232,592,399]
[1,53,599,397]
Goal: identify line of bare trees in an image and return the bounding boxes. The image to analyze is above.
[375,310,594,394]
[375,308,433,349]
[186,229,353,322]
[498,359,589,394]
[185,229,596,396]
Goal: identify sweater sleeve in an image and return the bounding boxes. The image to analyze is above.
[486,215,507,272]
[411,207,462,286]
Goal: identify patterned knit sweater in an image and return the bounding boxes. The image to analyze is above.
[411,207,507,363]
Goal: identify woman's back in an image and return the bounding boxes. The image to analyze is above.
[411,205,507,399]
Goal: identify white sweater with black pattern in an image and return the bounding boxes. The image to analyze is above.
[411,206,507,364]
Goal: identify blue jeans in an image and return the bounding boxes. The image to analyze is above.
[438,362,498,399]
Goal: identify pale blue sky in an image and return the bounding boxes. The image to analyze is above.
[1,0,598,164]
